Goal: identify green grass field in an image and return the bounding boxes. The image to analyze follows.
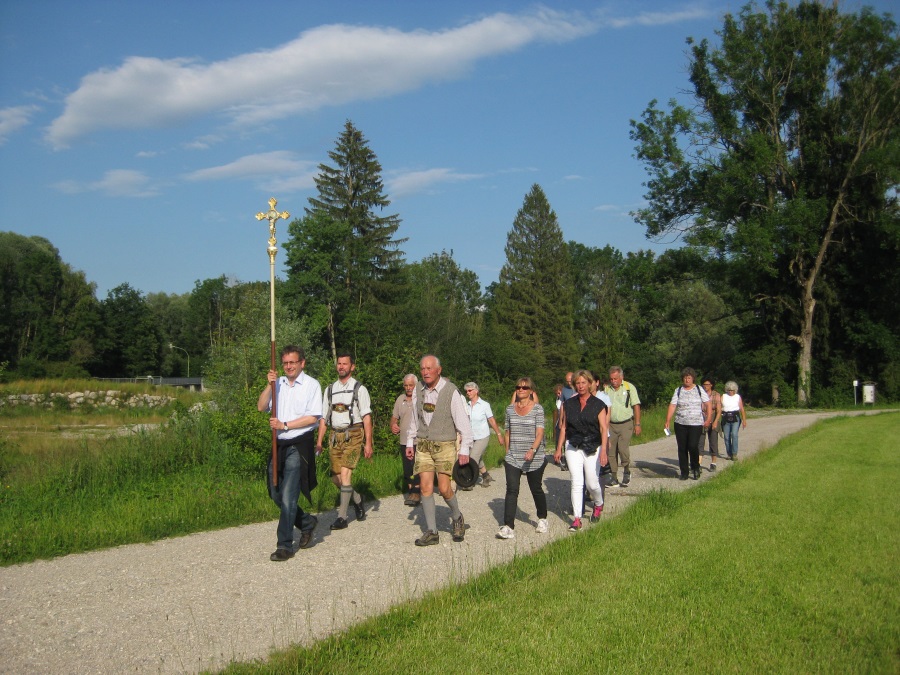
[217,413,900,674]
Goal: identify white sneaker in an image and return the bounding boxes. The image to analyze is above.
[535,518,549,534]
[496,525,515,539]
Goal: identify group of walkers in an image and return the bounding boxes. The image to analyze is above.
[258,346,746,561]
[664,368,748,481]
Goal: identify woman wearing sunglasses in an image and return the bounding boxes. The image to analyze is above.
[497,377,549,539]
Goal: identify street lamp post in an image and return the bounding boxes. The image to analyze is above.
[256,197,290,486]
[169,343,190,377]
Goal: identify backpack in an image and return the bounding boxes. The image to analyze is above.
[325,380,362,427]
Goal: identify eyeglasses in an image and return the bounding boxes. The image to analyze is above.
[282,360,300,366]
[515,385,531,390]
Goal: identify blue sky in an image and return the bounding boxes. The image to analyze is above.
[1,0,892,298]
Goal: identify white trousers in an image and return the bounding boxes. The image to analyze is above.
[565,443,603,517]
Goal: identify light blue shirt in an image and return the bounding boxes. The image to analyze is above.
[467,398,495,440]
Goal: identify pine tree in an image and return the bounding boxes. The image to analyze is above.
[305,120,406,303]
[291,120,408,358]
[492,184,578,384]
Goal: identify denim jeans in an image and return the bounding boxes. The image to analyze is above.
[503,461,547,528]
[722,421,741,458]
[674,423,702,476]
[268,442,314,551]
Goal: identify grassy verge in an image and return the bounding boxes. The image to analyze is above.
[217,413,900,674]
[0,409,508,565]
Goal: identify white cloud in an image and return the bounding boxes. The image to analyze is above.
[184,151,314,182]
[52,169,159,197]
[0,105,40,144]
[602,6,711,29]
[388,167,484,198]
[45,9,598,148]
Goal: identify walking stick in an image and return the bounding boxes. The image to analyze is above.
[256,198,290,486]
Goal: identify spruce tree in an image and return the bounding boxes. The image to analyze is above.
[295,120,407,357]
[305,120,406,302]
[492,184,578,384]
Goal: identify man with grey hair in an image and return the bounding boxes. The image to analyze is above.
[603,366,642,487]
[391,373,420,506]
[406,355,474,546]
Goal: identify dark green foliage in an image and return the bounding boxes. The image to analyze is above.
[0,232,101,375]
[630,0,899,404]
[300,120,408,360]
[94,283,160,377]
[492,184,579,387]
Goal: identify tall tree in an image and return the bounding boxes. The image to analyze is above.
[0,231,99,376]
[283,211,352,360]
[492,184,578,384]
[96,283,160,377]
[301,120,407,358]
[630,0,899,404]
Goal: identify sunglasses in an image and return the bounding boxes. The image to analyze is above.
[515,385,531,390]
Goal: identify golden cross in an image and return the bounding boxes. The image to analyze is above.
[256,197,290,260]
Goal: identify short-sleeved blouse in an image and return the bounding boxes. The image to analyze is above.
[504,403,545,472]
[669,385,710,426]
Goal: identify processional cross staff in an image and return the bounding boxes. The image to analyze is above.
[256,197,290,486]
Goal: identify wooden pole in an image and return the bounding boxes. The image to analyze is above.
[256,198,290,486]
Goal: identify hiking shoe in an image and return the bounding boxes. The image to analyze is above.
[270,548,294,562]
[568,518,582,532]
[710,462,717,471]
[415,531,439,547]
[607,477,620,488]
[535,518,549,534]
[621,472,631,487]
[353,497,366,521]
[591,504,604,522]
[496,525,515,539]
[452,515,466,542]
[480,472,493,488]
[330,517,348,530]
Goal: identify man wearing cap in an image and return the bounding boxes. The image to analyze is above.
[316,351,373,531]
[406,354,474,546]
[257,345,323,561]
[603,366,642,487]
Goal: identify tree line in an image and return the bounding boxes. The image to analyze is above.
[2,1,897,422]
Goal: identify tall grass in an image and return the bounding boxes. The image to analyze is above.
[217,413,900,674]
[0,408,508,565]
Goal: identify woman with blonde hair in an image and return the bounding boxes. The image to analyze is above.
[554,369,608,531]
[497,377,549,538]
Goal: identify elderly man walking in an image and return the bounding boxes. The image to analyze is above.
[405,355,473,546]
[603,366,642,487]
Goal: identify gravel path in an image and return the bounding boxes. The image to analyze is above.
[0,412,856,673]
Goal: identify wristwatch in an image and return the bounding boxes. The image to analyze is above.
[283,421,288,431]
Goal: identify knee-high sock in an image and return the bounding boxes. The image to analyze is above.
[444,494,462,521]
[422,494,437,532]
[338,485,353,519]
